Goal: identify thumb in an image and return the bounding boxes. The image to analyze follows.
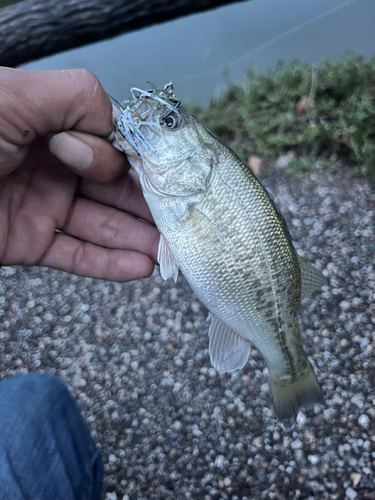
[49,129,130,183]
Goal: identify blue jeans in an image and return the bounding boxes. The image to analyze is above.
[0,373,103,500]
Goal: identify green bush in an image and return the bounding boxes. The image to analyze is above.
[191,53,375,179]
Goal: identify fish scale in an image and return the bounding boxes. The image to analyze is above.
[183,152,300,374]
[112,83,326,427]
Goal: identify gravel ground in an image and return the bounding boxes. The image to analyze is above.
[0,166,374,500]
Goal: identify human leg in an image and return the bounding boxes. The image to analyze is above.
[0,372,103,500]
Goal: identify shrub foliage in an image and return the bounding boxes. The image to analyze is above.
[191,53,375,179]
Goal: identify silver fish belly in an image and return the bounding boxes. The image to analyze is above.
[112,84,326,428]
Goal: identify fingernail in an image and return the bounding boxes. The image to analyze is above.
[99,106,119,139]
[112,104,122,118]
[105,105,121,139]
[49,132,94,170]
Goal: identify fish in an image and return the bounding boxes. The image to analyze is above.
[111,83,326,428]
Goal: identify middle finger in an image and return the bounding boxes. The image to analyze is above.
[61,196,159,262]
[79,170,154,224]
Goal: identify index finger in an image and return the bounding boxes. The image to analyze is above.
[0,67,114,144]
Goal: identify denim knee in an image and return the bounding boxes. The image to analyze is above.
[5,371,69,397]
[0,373,103,500]
[0,372,72,423]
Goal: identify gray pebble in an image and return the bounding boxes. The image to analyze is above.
[358,414,370,428]
[345,487,358,499]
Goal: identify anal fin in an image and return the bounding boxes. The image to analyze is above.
[208,315,251,372]
[157,234,179,282]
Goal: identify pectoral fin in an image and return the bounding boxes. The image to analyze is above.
[157,234,179,282]
[208,315,251,372]
[298,256,327,300]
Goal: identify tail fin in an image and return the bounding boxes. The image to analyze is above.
[268,359,324,429]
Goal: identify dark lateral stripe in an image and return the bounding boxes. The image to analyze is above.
[276,312,297,377]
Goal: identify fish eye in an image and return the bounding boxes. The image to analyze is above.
[161,112,181,129]
[164,116,175,128]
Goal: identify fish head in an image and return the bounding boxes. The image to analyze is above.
[113,84,213,198]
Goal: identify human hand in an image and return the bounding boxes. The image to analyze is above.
[0,67,159,281]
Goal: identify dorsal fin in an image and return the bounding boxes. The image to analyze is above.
[299,256,327,300]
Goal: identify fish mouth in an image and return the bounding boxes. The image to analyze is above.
[113,83,181,157]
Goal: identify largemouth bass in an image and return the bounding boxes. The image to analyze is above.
[112,83,326,428]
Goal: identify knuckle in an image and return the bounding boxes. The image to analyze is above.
[72,68,98,89]
[79,69,100,92]
[100,249,111,277]
[65,68,103,108]
[79,69,101,104]
[71,242,86,274]
[101,210,122,247]
[65,69,111,133]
